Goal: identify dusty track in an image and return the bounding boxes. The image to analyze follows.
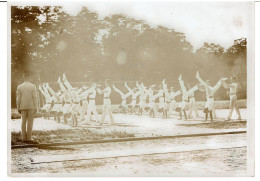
[12,130,246,149]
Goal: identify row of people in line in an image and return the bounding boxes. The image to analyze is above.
[39,72,241,127]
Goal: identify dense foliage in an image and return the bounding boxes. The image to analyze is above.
[11,6,247,107]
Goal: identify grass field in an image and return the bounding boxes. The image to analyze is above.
[11,99,247,119]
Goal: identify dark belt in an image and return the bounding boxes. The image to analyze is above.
[230,93,236,95]
[122,99,126,101]
[65,102,71,104]
[89,98,95,100]
[132,99,136,100]
[208,96,214,98]
[57,103,62,104]
[104,97,109,99]
[74,102,79,104]
[82,99,88,101]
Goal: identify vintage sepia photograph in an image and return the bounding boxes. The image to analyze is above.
[8,0,254,176]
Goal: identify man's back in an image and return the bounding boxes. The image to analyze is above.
[16,82,37,110]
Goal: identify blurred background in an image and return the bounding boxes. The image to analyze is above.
[11,6,247,107]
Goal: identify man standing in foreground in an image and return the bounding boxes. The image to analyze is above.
[16,73,38,143]
[222,77,242,120]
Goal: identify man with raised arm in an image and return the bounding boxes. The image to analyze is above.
[97,79,115,126]
[113,83,132,114]
[196,71,225,122]
[222,77,241,120]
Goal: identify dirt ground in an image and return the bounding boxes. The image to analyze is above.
[10,109,247,145]
[10,108,247,176]
[10,133,247,176]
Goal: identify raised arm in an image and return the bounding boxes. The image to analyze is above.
[113,84,124,96]
[97,88,103,94]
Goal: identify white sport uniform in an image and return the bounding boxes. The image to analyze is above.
[52,94,63,113]
[39,85,53,112]
[148,89,160,110]
[62,91,72,114]
[99,87,114,124]
[169,90,181,112]
[158,89,165,110]
[223,81,241,119]
[178,78,189,110]
[71,90,81,116]
[113,86,131,109]
[46,84,63,113]
[187,86,199,117]
[138,89,146,109]
[197,75,222,113]
[130,91,139,108]
[86,87,99,122]
[79,90,89,121]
